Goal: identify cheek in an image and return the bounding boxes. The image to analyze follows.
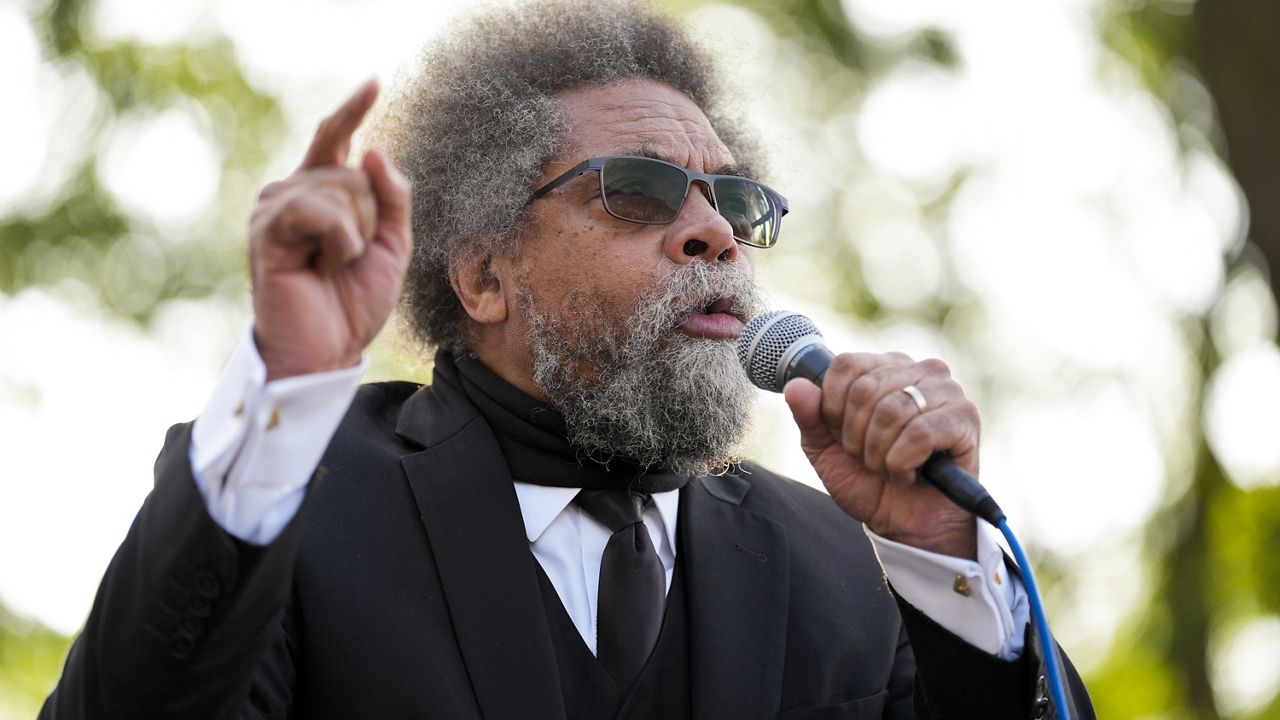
[533,263,658,320]
[584,245,670,314]
[524,226,669,309]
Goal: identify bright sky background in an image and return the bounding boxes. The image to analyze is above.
[2,0,1280,711]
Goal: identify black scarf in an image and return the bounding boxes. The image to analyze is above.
[436,352,691,493]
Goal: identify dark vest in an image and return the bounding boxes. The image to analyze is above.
[534,555,692,720]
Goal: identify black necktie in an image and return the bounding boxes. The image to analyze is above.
[573,489,665,690]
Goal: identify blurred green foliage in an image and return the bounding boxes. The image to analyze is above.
[0,0,284,322]
[0,604,71,720]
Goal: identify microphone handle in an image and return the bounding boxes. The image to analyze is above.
[797,344,1005,525]
[920,454,1005,525]
[784,344,834,387]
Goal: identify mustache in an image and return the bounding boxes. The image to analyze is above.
[643,261,766,330]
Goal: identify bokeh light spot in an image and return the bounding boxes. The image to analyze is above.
[1204,345,1280,489]
[98,107,222,228]
[1211,615,1280,717]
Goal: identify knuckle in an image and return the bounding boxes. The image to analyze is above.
[828,353,860,376]
[866,362,906,382]
[280,192,311,218]
[869,397,903,427]
[902,420,932,446]
[885,351,914,365]
[847,374,881,408]
[257,180,285,201]
[917,357,951,377]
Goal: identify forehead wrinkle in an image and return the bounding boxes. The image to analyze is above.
[556,79,737,177]
[582,123,731,171]
[591,95,707,122]
[581,107,727,154]
[616,144,746,179]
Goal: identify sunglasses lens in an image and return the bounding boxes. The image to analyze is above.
[601,158,687,223]
[713,178,778,248]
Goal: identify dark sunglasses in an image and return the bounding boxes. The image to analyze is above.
[524,155,789,248]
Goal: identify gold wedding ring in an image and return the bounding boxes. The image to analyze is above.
[902,385,927,414]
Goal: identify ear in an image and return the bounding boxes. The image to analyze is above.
[449,251,508,327]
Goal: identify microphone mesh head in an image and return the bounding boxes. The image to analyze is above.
[737,311,823,392]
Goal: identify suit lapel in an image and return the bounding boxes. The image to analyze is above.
[397,381,566,720]
[682,474,790,720]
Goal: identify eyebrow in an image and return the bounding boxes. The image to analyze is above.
[620,144,749,178]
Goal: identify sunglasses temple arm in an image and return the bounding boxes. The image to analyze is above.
[524,159,600,205]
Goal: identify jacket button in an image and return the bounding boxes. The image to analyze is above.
[195,573,220,598]
[178,617,204,639]
[188,596,211,618]
[168,637,194,660]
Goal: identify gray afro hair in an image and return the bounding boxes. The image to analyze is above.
[367,0,762,354]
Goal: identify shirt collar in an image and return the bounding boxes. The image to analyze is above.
[512,483,579,542]
[512,481,680,551]
[650,490,679,553]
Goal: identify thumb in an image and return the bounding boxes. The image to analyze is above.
[783,377,833,451]
[362,148,412,252]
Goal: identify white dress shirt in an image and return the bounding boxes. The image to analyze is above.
[191,327,1028,660]
[514,483,679,654]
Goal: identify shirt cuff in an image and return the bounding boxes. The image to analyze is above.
[865,525,1029,660]
[190,324,366,544]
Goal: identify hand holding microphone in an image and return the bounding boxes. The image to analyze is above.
[741,314,1078,718]
[739,311,999,560]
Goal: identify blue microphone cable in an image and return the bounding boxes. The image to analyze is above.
[998,518,1072,719]
[917,453,1071,718]
[918,454,1072,719]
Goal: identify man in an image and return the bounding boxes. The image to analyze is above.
[43,1,1093,718]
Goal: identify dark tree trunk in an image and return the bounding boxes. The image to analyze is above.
[1195,0,1280,298]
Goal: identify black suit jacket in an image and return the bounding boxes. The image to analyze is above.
[42,372,1093,719]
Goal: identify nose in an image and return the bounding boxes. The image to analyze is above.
[662,180,739,265]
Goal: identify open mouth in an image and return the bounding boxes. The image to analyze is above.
[703,295,739,318]
[676,293,746,339]
[684,293,745,320]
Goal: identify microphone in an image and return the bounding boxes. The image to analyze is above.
[737,311,1005,525]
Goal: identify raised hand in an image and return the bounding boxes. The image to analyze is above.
[784,353,982,559]
[249,79,412,381]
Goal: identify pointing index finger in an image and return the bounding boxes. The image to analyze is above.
[300,78,380,170]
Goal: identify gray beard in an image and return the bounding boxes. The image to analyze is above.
[520,261,765,477]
